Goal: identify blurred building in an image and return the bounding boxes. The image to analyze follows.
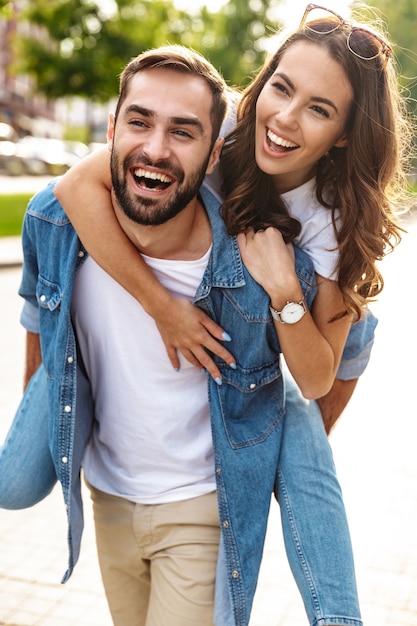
[0,1,62,137]
[0,1,109,141]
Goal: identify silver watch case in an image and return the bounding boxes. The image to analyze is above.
[270,300,307,324]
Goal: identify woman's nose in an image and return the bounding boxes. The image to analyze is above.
[275,102,299,129]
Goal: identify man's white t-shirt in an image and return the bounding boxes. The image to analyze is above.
[71,248,216,504]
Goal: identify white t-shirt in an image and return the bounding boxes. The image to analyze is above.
[71,248,216,504]
[281,177,340,280]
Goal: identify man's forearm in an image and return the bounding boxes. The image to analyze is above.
[24,331,42,390]
[317,378,358,435]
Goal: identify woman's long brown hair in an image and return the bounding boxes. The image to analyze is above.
[221,21,414,319]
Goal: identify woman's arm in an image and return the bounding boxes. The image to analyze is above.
[317,378,358,435]
[24,331,42,390]
[54,148,236,382]
[238,227,351,399]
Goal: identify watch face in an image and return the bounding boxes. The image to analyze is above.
[281,302,305,324]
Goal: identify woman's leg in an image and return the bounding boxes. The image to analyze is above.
[276,374,362,626]
[0,365,56,509]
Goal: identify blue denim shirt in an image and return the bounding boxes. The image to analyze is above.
[18,181,376,624]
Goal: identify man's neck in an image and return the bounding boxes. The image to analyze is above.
[114,195,212,261]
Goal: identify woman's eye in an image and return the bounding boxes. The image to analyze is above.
[311,106,330,118]
[272,81,289,95]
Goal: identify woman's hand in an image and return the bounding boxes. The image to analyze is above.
[237,228,300,302]
[153,297,236,384]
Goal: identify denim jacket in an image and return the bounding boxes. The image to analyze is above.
[17,181,375,624]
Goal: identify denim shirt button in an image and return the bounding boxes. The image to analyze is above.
[40,294,46,302]
[231,570,239,579]
[249,383,256,389]
[223,520,229,528]
[64,405,71,413]
[67,356,74,363]
[216,467,221,474]
[62,456,68,464]
[78,250,85,258]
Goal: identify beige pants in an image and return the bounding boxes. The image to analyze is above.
[88,483,220,626]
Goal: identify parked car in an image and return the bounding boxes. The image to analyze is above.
[0,130,90,176]
[0,140,28,175]
[0,122,18,142]
[15,137,87,176]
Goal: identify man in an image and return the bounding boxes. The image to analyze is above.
[1,46,373,626]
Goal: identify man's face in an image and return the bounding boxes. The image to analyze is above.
[108,68,219,226]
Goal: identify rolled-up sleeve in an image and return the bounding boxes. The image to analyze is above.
[336,309,378,380]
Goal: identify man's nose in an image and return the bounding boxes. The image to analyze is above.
[142,129,171,162]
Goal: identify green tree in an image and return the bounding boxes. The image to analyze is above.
[14,0,285,102]
[14,0,196,103]
[184,0,284,88]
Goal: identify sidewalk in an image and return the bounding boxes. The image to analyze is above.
[1,214,417,626]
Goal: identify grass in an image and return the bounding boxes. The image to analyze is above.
[0,184,416,238]
[0,193,33,236]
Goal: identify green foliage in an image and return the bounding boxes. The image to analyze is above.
[186,0,283,88]
[12,0,285,102]
[0,194,32,237]
[352,0,417,114]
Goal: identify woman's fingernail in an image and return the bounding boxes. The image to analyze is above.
[174,367,180,372]
[215,377,223,386]
[229,362,237,369]
[222,332,232,342]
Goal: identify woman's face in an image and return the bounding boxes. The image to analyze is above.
[255,40,354,193]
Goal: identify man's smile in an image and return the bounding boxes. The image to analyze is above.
[132,167,175,192]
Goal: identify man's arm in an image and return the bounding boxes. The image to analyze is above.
[23,331,41,390]
[317,378,358,435]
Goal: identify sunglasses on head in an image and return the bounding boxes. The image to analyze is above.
[300,3,392,69]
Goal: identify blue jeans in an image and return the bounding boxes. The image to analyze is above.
[0,366,56,508]
[214,375,362,626]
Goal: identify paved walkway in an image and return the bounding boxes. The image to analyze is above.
[0,205,416,625]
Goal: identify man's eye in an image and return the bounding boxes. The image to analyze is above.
[173,130,193,138]
[129,119,146,127]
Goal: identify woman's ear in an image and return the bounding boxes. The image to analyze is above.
[334,134,349,148]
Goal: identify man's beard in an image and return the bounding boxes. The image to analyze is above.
[110,148,209,226]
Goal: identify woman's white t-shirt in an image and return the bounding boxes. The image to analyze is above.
[281,177,340,280]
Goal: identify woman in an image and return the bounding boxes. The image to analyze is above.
[5,5,414,626]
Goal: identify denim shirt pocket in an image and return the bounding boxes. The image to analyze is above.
[36,276,63,377]
[215,359,284,449]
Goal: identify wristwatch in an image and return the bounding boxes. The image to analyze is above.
[270,300,307,324]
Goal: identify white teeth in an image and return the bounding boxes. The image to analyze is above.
[133,168,172,183]
[267,130,298,149]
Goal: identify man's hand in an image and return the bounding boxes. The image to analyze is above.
[317,378,358,435]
